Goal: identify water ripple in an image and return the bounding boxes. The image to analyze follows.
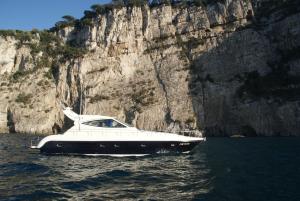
[1,134,300,200]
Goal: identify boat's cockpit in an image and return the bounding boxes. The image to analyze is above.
[81,119,129,128]
[62,107,133,129]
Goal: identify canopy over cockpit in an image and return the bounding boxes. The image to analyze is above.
[62,107,131,128]
[63,107,115,122]
[82,119,128,128]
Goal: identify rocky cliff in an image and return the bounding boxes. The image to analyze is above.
[0,0,299,136]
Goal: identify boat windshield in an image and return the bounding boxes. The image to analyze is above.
[82,119,127,128]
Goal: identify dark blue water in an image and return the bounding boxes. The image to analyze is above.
[0,134,300,201]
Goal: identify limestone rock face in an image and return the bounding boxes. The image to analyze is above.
[0,0,300,136]
[0,37,17,74]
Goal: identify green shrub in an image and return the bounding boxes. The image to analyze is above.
[15,93,32,104]
[186,37,205,49]
[54,21,70,30]
[16,31,32,42]
[49,15,77,31]
[29,43,41,56]
[3,31,33,48]
[112,0,126,8]
[36,57,51,68]
[127,0,147,7]
[0,30,16,37]
[89,94,110,103]
[37,80,44,86]
[58,45,87,61]
[12,71,29,80]
[80,18,94,27]
[90,4,107,14]
[84,10,97,18]
[185,117,195,124]
[44,69,53,79]
[39,31,60,45]
[62,15,76,22]
[31,28,39,35]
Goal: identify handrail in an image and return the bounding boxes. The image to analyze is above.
[64,128,203,138]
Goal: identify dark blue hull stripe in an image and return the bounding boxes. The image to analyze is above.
[40,141,201,155]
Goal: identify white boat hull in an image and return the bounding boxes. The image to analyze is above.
[31,107,206,156]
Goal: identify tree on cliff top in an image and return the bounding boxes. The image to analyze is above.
[62,15,76,23]
[53,15,77,30]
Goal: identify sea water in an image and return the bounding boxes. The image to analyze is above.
[0,134,300,201]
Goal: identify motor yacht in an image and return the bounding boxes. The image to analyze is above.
[31,107,206,156]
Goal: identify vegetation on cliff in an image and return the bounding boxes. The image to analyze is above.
[0,29,87,82]
[49,0,226,32]
[0,0,226,82]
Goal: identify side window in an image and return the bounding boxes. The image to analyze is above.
[111,120,126,128]
[82,119,126,128]
[82,121,101,127]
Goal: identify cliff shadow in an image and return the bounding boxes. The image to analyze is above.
[188,23,300,137]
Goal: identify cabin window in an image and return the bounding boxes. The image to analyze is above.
[82,119,126,128]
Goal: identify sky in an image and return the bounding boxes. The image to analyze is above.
[0,0,110,31]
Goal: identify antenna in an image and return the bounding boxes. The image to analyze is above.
[78,62,83,131]
[79,80,83,131]
[80,82,82,116]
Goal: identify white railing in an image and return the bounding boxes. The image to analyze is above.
[64,128,202,138]
[67,129,151,138]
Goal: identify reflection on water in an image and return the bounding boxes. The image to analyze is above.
[0,134,212,200]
